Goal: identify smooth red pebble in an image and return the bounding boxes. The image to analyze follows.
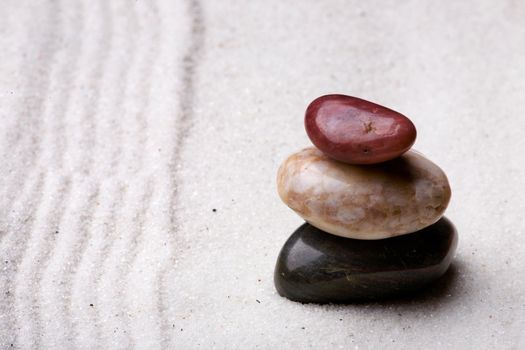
[305,95,417,164]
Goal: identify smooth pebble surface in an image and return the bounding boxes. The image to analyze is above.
[275,218,458,303]
[1,1,525,349]
[305,94,416,164]
[277,147,451,239]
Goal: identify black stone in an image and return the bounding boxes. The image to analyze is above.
[274,217,458,303]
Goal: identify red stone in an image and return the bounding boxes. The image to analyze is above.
[305,95,417,164]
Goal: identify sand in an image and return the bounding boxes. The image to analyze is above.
[1,0,524,348]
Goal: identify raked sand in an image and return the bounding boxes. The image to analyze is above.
[1,1,525,349]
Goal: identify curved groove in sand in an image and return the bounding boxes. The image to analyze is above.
[119,1,166,347]
[59,0,112,346]
[0,1,60,346]
[158,0,205,347]
[0,173,45,347]
[38,0,111,346]
[14,1,85,347]
[15,177,72,349]
[39,182,99,348]
[90,1,141,347]
[0,2,59,217]
[71,0,134,346]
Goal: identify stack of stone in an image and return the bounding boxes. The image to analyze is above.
[275,95,457,303]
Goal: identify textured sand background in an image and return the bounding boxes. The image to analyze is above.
[1,1,525,349]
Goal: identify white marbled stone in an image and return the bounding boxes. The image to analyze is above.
[277,147,451,239]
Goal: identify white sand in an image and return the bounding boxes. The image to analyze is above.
[1,0,525,348]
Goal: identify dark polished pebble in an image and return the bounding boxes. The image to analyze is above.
[274,217,457,303]
[305,94,416,164]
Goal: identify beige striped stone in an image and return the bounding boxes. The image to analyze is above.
[277,147,451,239]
